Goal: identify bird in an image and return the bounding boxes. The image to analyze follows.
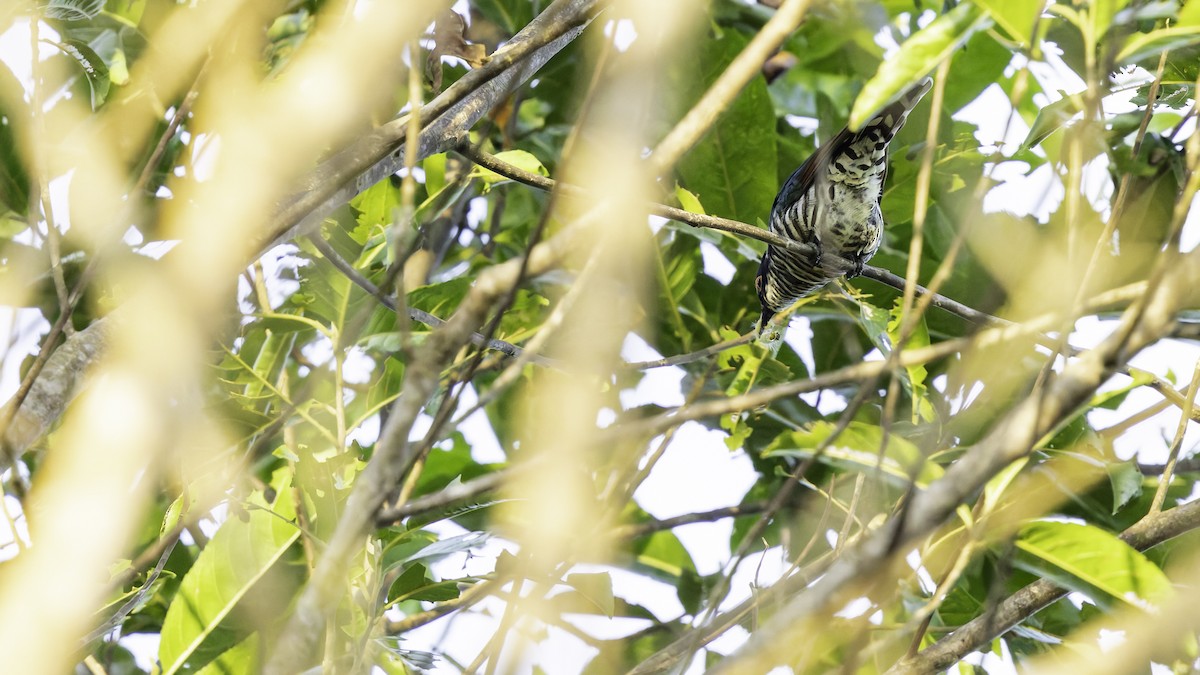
[755,78,933,342]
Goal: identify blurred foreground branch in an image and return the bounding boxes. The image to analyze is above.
[889,497,1200,674]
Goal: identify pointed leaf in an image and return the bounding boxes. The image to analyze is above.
[1014,520,1172,612]
[850,3,991,130]
[763,421,944,488]
[675,30,776,225]
[158,491,300,674]
[565,572,614,618]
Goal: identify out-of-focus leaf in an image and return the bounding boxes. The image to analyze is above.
[158,484,300,675]
[1091,0,1133,39]
[1118,26,1200,65]
[975,0,1044,44]
[1182,0,1200,26]
[763,421,944,488]
[1014,520,1172,612]
[565,572,614,618]
[107,0,147,25]
[43,0,105,20]
[49,38,110,108]
[850,3,991,130]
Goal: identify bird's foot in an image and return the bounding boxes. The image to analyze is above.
[848,255,865,278]
[805,240,823,269]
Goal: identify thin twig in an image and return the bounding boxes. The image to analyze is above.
[459,145,1012,331]
[306,235,555,366]
[1149,359,1200,513]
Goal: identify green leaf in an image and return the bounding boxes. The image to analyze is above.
[424,153,447,196]
[158,487,300,675]
[48,38,110,108]
[398,531,489,567]
[675,30,777,225]
[1107,461,1144,515]
[763,421,944,488]
[1089,368,1153,410]
[975,0,1044,44]
[389,564,463,603]
[408,277,471,318]
[565,572,615,618]
[351,177,401,233]
[468,149,547,188]
[0,87,30,216]
[43,0,105,20]
[674,184,706,215]
[850,3,991,130]
[886,299,936,423]
[1014,520,1172,612]
[193,634,258,675]
[1020,92,1083,151]
[849,2,988,129]
[634,530,697,578]
[1117,25,1200,65]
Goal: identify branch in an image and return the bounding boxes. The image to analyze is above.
[459,145,1011,331]
[887,498,1200,675]
[625,330,756,369]
[264,0,603,250]
[704,238,1198,675]
[385,578,497,634]
[262,5,605,671]
[307,236,557,365]
[263,129,590,675]
[613,502,769,541]
[647,0,811,174]
[374,470,510,526]
[1,316,111,464]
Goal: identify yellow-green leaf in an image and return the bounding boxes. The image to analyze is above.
[975,0,1045,44]
[468,149,547,187]
[850,3,991,130]
[763,421,944,488]
[1014,520,1172,612]
[1118,25,1200,65]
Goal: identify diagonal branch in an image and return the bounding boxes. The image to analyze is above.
[704,229,1198,675]
[264,0,604,250]
[459,145,1012,330]
[887,498,1200,675]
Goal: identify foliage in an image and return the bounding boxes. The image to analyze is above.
[1,0,1200,674]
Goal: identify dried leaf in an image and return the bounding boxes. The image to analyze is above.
[427,10,491,92]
